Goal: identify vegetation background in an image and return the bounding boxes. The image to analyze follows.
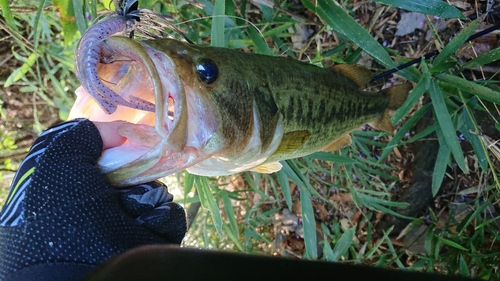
[1,0,500,279]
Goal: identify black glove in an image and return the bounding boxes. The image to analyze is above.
[0,119,186,281]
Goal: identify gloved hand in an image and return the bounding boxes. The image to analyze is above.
[0,119,186,281]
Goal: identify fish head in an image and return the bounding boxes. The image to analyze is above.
[69,37,237,186]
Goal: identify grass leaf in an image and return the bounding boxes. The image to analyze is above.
[196,176,223,238]
[433,20,479,66]
[52,0,79,44]
[4,52,38,88]
[375,0,466,19]
[277,169,293,210]
[428,80,466,172]
[314,0,420,82]
[437,73,500,104]
[391,70,428,123]
[248,25,272,55]
[438,237,468,251]
[211,0,225,47]
[222,223,243,251]
[222,190,239,239]
[380,103,431,161]
[306,152,358,164]
[460,107,488,171]
[282,160,318,259]
[183,172,195,203]
[459,254,470,277]
[299,183,318,259]
[71,0,87,37]
[463,46,500,69]
[331,226,355,261]
[432,129,450,196]
[0,0,17,31]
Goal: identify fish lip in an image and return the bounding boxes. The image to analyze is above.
[70,36,188,184]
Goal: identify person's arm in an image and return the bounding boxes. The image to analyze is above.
[0,119,186,281]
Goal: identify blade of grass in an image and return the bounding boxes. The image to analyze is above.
[331,226,355,262]
[245,172,269,199]
[391,70,429,123]
[33,0,47,50]
[196,176,223,237]
[457,196,493,235]
[432,20,479,67]
[367,201,415,220]
[89,0,98,21]
[222,190,239,240]
[248,25,272,55]
[357,192,409,208]
[211,0,225,47]
[428,79,466,172]
[460,106,488,171]
[0,0,17,31]
[277,169,293,210]
[380,103,431,161]
[382,234,406,269]
[281,160,326,200]
[375,0,466,19]
[432,128,451,196]
[183,172,195,204]
[282,160,318,259]
[306,152,358,164]
[4,52,38,88]
[262,22,295,38]
[459,255,470,277]
[438,237,468,251]
[437,73,500,104]
[299,182,317,259]
[222,223,244,251]
[71,0,87,36]
[463,46,500,69]
[323,236,336,261]
[366,225,394,258]
[313,0,420,82]
[354,163,397,181]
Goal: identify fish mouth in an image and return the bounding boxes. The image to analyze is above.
[69,36,190,186]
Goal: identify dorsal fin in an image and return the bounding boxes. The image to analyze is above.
[332,64,372,87]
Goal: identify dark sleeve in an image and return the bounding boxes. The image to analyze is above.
[0,119,177,281]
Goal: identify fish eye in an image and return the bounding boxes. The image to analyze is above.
[196,59,218,84]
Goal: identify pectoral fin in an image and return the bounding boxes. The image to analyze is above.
[321,134,352,152]
[273,130,312,155]
[250,162,283,173]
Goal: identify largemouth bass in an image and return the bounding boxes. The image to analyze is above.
[69,17,411,187]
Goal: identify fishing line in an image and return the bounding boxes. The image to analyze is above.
[371,22,500,82]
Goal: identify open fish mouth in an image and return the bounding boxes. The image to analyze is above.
[69,36,191,186]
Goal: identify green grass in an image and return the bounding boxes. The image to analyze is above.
[1,0,500,279]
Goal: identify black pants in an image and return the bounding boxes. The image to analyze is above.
[83,245,473,281]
